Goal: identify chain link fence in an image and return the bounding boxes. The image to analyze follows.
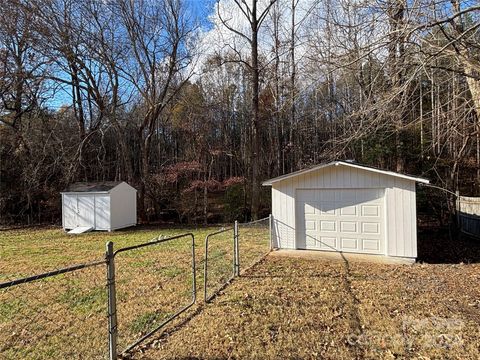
[110,233,196,357]
[0,233,197,360]
[1,219,273,358]
[204,216,272,303]
[203,227,235,302]
[0,260,107,359]
[237,216,272,273]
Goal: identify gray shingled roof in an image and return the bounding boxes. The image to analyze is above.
[63,181,122,193]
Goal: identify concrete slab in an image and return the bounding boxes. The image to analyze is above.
[269,249,415,265]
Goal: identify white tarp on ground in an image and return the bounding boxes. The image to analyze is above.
[68,226,93,234]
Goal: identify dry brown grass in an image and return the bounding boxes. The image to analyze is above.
[6,225,477,359]
[0,225,271,359]
[134,254,480,360]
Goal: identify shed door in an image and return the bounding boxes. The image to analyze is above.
[77,195,95,227]
[63,195,77,229]
[95,195,110,230]
[296,189,385,255]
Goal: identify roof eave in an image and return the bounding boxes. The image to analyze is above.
[60,191,112,194]
[262,161,429,186]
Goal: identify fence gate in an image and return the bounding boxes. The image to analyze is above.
[107,233,196,359]
[203,227,235,302]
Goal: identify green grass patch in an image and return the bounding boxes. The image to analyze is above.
[160,265,184,278]
[0,297,26,322]
[129,311,169,334]
[58,285,106,314]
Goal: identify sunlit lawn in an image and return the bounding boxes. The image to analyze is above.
[0,224,270,359]
[137,253,480,360]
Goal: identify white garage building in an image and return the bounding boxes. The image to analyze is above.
[263,161,429,261]
[61,181,137,232]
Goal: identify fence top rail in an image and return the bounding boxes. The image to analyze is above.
[239,216,270,226]
[459,196,480,203]
[0,259,106,290]
[113,232,195,256]
[205,227,234,239]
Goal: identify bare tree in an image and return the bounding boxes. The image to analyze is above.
[217,0,277,219]
[116,0,194,220]
[0,0,47,142]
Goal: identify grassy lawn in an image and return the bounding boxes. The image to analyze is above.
[0,226,215,278]
[3,225,478,359]
[0,224,270,359]
[134,253,480,360]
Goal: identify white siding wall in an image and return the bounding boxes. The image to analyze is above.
[110,182,137,230]
[271,164,418,258]
[385,178,417,258]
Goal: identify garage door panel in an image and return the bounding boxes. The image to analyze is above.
[305,232,319,248]
[320,236,336,249]
[319,202,336,215]
[340,205,357,216]
[361,205,380,217]
[304,203,316,214]
[340,221,357,233]
[362,239,380,252]
[296,188,385,255]
[320,220,336,232]
[362,222,380,234]
[341,238,358,250]
[305,220,316,230]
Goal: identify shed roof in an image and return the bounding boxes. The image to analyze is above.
[62,181,123,193]
[262,160,429,186]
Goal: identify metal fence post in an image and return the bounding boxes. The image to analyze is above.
[456,190,461,230]
[234,220,239,277]
[106,242,118,360]
[204,234,209,303]
[269,214,273,250]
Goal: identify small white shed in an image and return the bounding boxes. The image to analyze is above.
[263,161,429,261]
[61,181,137,232]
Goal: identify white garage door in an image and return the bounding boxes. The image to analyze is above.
[296,189,385,254]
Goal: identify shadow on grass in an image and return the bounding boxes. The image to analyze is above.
[338,253,366,358]
[417,227,480,264]
[122,305,205,359]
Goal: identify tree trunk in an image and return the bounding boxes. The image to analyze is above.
[387,0,406,172]
[290,0,296,171]
[250,1,260,220]
[138,131,152,223]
